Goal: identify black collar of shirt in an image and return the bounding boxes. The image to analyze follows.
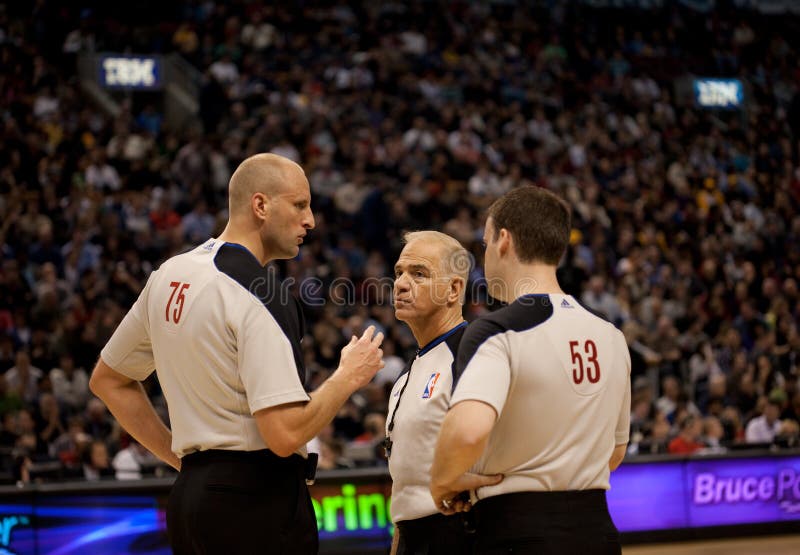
[417,321,468,358]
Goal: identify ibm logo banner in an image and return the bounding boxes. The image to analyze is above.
[99,56,162,90]
[694,78,744,110]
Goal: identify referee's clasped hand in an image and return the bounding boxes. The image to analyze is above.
[431,472,504,516]
[338,325,385,389]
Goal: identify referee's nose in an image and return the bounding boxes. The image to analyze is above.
[303,206,315,230]
[394,271,411,295]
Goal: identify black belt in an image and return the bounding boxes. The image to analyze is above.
[477,489,608,511]
[396,511,476,538]
[181,449,319,484]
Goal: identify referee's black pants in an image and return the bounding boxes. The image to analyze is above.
[396,512,475,555]
[472,490,621,555]
[167,449,318,555]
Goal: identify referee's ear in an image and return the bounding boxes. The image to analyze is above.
[252,191,270,221]
[449,276,465,305]
[496,228,512,258]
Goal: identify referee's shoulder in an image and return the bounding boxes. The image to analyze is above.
[462,313,508,345]
[572,296,624,333]
[456,312,512,371]
[470,295,555,336]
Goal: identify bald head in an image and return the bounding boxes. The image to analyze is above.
[228,153,304,216]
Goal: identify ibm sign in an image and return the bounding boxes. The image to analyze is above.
[694,78,744,110]
[99,56,162,90]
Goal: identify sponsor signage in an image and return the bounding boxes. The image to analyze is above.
[0,454,798,553]
[98,55,162,90]
[693,78,744,109]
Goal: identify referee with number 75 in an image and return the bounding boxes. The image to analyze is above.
[431,186,630,555]
[90,154,385,554]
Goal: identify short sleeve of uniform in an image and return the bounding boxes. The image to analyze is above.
[237,299,311,414]
[451,318,511,417]
[615,331,632,445]
[101,274,155,381]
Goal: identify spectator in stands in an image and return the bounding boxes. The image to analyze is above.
[5,351,43,404]
[34,393,64,448]
[112,437,158,480]
[50,416,91,468]
[775,419,800,448]
[0,376,23,417]
[0,412,19,448]
[581,276,622,324]
[656,376,681,421]
[84,148,121,192]
[240,10,277,52]
[83,440,113,481]
[701,416,727,451]
[352,412,385,446]
[668,414,705,455]
[181,199,215,245]
[745,396,783,444]
[84,398,115,443]
[16,408,47,458]
[316,438,354,471]
[50,353,90,414]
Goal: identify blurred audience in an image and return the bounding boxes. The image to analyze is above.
[0,1,799,481]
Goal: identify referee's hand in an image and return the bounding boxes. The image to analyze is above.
[431,472,503,515]
[338,325,385,390]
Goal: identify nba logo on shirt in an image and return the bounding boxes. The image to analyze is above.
[422,373,440,399]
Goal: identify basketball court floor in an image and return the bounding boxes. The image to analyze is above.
[625,535,800,555]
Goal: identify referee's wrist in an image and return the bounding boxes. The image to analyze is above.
[327,369,359,394]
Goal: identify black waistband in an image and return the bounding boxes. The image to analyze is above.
[181,449,305,468]
[398,511,474,533]
[477,489,608,513]
[397,512,449,531]
[181,449,318,483]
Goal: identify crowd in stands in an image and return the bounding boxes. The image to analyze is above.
[1,0,799,482]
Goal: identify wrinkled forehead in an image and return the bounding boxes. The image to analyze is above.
[395,240,443,271]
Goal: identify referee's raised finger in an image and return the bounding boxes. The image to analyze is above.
[360,325,376,342]
[371,331,384,347]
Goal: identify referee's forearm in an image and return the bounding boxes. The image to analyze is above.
[107,382,181,469]
[257,329,384,456]
[431,401,496,490]
[90,360,180,470]
[431,431,484,489]
[255,370,359,456]
[301,373,359,440]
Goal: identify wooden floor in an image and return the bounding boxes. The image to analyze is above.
[625,535,800,555]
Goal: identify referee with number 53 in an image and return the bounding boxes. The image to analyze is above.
[431,186,631,555]
[90,153,385,554]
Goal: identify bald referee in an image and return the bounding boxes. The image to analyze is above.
[387,231,502,555]
[90,153,385,554]
[431,186,630,555]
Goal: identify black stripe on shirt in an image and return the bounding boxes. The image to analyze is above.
[214,243,307,388]
[454,295,554,388]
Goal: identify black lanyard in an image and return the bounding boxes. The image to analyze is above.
[382,322,467,458]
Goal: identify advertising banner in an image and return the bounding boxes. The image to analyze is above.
[0,454,798,554]
[98,55,163,90]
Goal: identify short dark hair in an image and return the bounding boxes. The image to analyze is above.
[488,186,571,264]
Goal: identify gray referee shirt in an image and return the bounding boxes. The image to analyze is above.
[102,239,311,458]
[386,323,467,523]
[452,294,631,501]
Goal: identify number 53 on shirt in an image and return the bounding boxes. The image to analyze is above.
[568,339,601,388]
